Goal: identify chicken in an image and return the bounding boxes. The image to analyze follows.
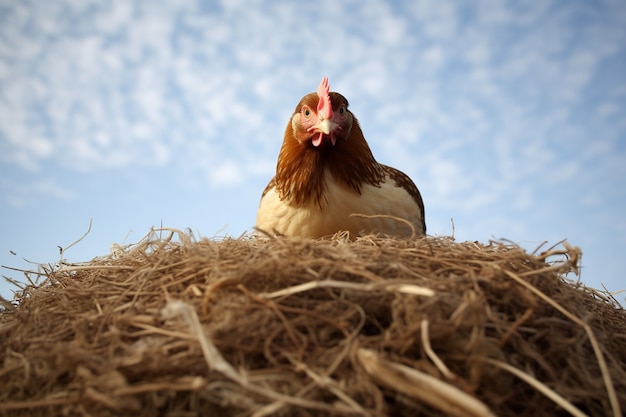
[256,77,425,239]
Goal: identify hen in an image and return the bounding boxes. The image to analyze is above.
[256,77,425,238]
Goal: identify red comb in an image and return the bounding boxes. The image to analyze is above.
[316,76,332,119]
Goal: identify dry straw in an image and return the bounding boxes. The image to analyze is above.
[1,228,624,417]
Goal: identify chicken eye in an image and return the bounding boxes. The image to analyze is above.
[303,107,311,118]
[339,106,345,115]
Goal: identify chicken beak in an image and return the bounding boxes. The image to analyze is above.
[314,118,333,135]
[307,118,339,147]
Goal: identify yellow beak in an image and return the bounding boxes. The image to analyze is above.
[313,118,334,135]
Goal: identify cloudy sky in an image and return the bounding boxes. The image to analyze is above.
[1,0,625,300]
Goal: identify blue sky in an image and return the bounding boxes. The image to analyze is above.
[1,0,625,300]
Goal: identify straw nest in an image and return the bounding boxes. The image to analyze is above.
[1,229,624,417]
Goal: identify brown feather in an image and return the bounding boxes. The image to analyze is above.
[381,165,426,234]
[273,92,385,208]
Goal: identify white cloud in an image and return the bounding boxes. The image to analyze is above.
[407,1,458,41]
[1,176,76,208]
[207,160,244,188]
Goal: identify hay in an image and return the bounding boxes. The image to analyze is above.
[1,229,624,417]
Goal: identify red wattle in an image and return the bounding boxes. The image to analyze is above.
[312,133,323,147]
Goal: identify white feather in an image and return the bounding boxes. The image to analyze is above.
[256,169,422,238]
